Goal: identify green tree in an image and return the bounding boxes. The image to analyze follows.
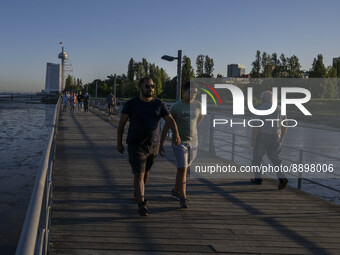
[279,53,288,77]
[149,63,157,82]
[127,58,135,81]
[287,55,301,78]
[326,65,337,78]
[159,67,169,86]
[181,55,195,85]
[271,53,280,77]
[204,55,214,77]
[154,66,163,97]
[196,54,204,77]
[261,52,272,78]
[309,54,326,78]
[64,75,74,92]
[142,58,149,77]
[134,62,144,80]
[162,76,177,99]
[250,50,261,78]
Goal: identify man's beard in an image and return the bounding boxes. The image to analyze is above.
[142,90,154,98]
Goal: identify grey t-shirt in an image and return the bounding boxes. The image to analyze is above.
[255,102,286,135]
[170,100,201,142]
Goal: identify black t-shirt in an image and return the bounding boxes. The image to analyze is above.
[77,94,84,102]
[84,94,89,102]
[121,97,170,145]
[107,94,113,104]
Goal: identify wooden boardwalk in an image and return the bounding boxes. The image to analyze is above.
[50,108,340,254]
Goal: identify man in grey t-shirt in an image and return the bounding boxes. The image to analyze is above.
[251,91,288,190]
[160,82,204,208]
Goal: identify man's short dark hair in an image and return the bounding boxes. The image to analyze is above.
[182,81,191,91]
[182,81,197,91]
[139,77,153,87]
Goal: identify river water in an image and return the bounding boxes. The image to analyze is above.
[0,99,55,254]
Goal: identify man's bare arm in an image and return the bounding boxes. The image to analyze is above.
[117,114,129,153]
[159,122,170,156]
[197,114,204,126]
[163,114,181,146]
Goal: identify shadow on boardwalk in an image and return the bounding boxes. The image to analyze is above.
[50,109,340,254]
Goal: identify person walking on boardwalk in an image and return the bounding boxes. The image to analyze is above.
[159,82,204,208]
[106,92,114,113]
[77,91,84,113]
[69,92,75,113]
[250,91,288,190]
[117,77,181,216]
[62,91,69,112]
[83,91,90,113]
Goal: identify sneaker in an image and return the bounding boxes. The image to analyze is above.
[138,203,148,216]
[250,178,263,185]
[134,192,148,204]
[179,198,188,209]
[278,178,288,190]
[171,189,181,201]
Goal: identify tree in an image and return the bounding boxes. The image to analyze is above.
[279,53,287,77]
[271,53,280,77]
[196,55,204,77]
[134,62,144,80]
[154,66,163,97]
[127,58,135,81]
[149,63,157,82]
[287,55,301,78]
[65,75,74,91]
[216,74,224,78]
[181,55,195,85]
[204,55,214,77]
[326,65,337,78]
[309,54,326,78]
[250,50,261,78]
[261,52,272,78]
[162,76,177,99]
[142,58,149,77]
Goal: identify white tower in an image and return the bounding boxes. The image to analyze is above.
[58,47,67,92]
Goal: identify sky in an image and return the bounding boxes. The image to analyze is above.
[0,0,340,92]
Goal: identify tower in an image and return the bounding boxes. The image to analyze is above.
[58,47,67,92]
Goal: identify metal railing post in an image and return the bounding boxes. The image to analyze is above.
[298,150,303,189]
[231,134,235,162]
[209,114,215,155]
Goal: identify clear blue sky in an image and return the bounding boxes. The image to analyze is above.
[1,0,339,92]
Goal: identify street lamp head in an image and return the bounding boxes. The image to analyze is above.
[161,55,176,62]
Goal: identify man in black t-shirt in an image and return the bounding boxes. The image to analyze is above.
[117,77,181,216]
[77,91,84,113]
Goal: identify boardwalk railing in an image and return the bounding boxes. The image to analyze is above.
[16,98,61,255]
[206,113,340,193]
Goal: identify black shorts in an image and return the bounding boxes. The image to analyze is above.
[127,144,159,174]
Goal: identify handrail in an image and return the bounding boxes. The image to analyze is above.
[205,113,340,192]
[16,98,61,255]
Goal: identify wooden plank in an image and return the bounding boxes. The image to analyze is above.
[50,109,340,254]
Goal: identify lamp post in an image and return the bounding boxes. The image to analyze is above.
[161,50,182,101]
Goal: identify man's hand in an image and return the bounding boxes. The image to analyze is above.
[172,133,181,146]
[159,144,165,156]
[117,143,124,154]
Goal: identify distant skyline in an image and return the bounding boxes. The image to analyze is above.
[1,0,340,92]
